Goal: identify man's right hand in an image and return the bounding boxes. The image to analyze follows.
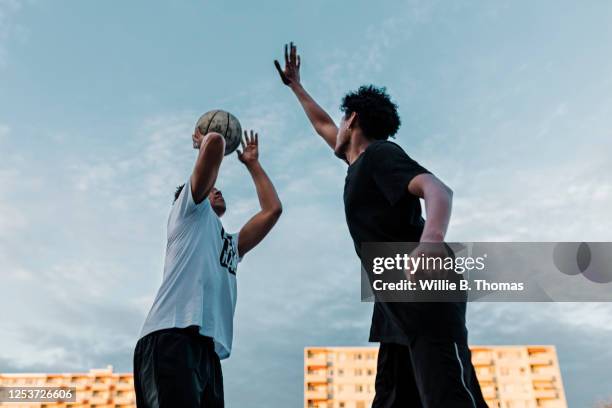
[274,42,301,87]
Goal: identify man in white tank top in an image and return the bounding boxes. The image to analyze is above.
[134,128,282,408]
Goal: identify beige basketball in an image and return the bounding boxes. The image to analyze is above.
[196,110,242,156]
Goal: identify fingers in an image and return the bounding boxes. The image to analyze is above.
[297,55,301,69]
[290,41,296,65]
[241,130,259,146]
[236,149,245,163]
[274,60,290,85]
[274,59,283,74]
[284,43,289,65]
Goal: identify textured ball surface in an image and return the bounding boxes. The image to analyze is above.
[196,110,242,156]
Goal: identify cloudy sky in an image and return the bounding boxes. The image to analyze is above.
[1,1,612,407]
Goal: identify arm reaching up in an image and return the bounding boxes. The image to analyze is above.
[191,128,226,204]
[274,42,338,150]
[236,131,283,257]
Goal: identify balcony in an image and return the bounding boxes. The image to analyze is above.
[529,355,553,365]
[534,389,558,399]
[475,371,494,381]
[305,389,328,400]
[306,355,328,367]
[90,382,111,391]
[114,395,136,404]
[89,394,111,404]
[479,385,497,399]
[114,382,134,391]
[305,372,328,383]
[531,372,555,381]
[471,355,493,366]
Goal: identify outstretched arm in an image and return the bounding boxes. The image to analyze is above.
[275,42,338,150]
[237,131,282,257]
[191,128,225,204]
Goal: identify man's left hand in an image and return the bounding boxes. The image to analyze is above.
[237,130,259,167]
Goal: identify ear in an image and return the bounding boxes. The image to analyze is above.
[346,111,357,129]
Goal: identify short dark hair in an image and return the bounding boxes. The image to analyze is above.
[174,184,185,203]
[340,85,401,140]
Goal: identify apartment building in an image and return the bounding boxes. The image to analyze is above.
[305,345,566,408]
[0,366,135,408]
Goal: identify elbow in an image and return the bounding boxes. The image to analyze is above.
[202,132,226,154]
[267,203,283,222]
[271,203,283,220]
[443,186,453,208]
[445,185,453,201]
[436,180,453,201]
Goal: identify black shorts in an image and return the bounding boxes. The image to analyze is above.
[133,326,224,408]
[372,339,488,408]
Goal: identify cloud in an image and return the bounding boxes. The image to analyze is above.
[467,302,612,406]
[0,0,27,66]
[1,1,612,407]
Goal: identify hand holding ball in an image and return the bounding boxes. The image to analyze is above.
[196,110,242,156]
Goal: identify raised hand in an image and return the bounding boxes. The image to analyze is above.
[235,129,282,257]
[237,130,259,166]
[274,42,301,87]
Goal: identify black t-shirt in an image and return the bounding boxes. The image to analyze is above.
[343,140,467,344]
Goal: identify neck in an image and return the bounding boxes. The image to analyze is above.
[345,134,373,164]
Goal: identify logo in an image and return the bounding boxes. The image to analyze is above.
[219,227,238,275]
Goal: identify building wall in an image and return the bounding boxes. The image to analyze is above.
[304,346,567,408]
[0,347,567,408]
[0,366,135,408]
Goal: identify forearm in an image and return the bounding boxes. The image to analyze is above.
[246,161,282,215]
[421,187,453,242]
[191,132,225,203]
[290,83,338,148]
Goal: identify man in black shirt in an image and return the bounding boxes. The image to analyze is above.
[275,43,487,408]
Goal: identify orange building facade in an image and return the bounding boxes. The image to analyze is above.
[305,346,567,408]
[0,366,135,408]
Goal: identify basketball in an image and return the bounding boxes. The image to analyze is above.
[196,110,242,156]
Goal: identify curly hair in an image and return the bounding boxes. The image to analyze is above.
[174,184,185,203]
[340,85,401,140]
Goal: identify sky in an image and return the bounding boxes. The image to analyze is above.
[1,0,612,407]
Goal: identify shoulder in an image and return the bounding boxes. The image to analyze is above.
[367,140,406,157]
[171,177,212,219]
[363,140,409,165]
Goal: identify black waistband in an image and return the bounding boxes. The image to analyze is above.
[148,326,213,343]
